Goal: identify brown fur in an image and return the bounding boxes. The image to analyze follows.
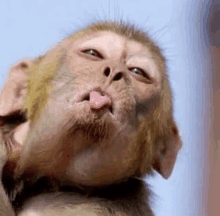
[0,21,181,216]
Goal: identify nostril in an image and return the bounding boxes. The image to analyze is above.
[82,94,90,101]
[104,67,110,77]
[113,72,122,81]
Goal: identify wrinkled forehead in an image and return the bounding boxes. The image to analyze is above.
[67,31,152,57]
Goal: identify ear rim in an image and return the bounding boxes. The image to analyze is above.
[152,126,182,179]
[0,60,33,116]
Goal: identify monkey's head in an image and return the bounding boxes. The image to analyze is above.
[0,22,182,186]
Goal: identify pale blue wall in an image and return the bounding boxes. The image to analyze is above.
[0,1,205,215]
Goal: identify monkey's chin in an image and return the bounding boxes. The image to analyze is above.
[65,132,136,186]
[71,116,114,143]
[65,102,119,142]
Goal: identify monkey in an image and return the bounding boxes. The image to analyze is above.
[0,21,182,216]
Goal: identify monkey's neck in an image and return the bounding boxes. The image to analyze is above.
[2,173,153,215]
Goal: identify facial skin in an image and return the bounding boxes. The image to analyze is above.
[0,22,181,216]
[14,31,162,185]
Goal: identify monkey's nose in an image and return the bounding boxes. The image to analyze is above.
[89,91,112,111]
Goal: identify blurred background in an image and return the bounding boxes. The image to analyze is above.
[0,0,217,215]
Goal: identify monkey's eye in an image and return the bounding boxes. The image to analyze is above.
[82,49,103,59]
[129,67,152,81]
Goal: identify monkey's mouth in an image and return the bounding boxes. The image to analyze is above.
[79,90,113,114]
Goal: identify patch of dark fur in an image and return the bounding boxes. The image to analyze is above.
[2,170,154,215]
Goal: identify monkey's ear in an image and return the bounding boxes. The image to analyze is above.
[0,60,33,116]
[153,125,182,179]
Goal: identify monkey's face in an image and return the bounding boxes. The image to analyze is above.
[12,30,177,185]
[49,31,161,137]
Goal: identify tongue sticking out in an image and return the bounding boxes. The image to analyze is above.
[89,91,112,110]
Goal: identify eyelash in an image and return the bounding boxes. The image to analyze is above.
[81,49,151,81]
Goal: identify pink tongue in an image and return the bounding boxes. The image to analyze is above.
[89,91,111,109]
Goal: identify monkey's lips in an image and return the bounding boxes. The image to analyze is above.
[74,89,134,129]
[77,90,113,114]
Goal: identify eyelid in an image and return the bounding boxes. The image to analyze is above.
[128,67,154,84]
[129,67,145,75]
[126,56,157,77]
[81,49,104,59]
